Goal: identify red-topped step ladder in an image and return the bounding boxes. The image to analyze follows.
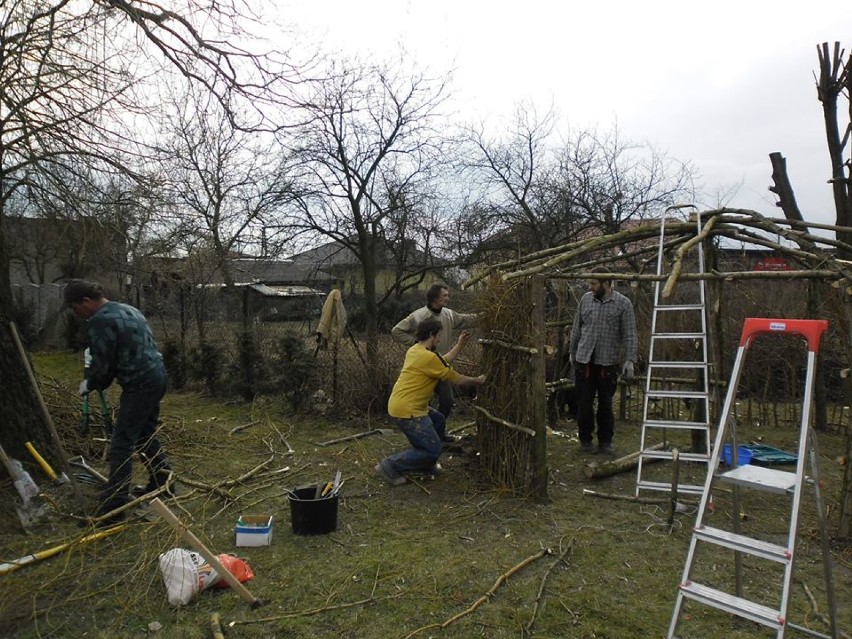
[667,318,840,639]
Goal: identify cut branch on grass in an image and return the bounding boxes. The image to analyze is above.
[583,443,665,479]
[228,420,260,435]
[526,538,574,633]
[229,566,404,625]
[801,581,850,639]
[582,488,678,505]
[403,547,551,639]
[178,477,235,502]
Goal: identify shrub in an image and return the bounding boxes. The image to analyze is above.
[271,333,318,412]
[189,340,223,395]
[232,329,267,401]
[161,339,187,390]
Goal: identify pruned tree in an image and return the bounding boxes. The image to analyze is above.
[278,59,451,373]
[816,41,852,258]
[814,41,852,536]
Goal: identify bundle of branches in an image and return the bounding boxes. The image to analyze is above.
[473,278,541,495]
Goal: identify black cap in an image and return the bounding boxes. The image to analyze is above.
[63,279,100,305]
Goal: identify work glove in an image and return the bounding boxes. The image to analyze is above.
[78,379,90,396]
[621,361,634,380]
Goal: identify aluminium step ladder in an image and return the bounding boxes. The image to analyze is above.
[636,205,712,496]
[667,318,839,639]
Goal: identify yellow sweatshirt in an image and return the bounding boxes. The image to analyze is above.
[388,343,462,418]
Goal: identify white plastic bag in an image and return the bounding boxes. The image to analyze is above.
[158,548,221,606]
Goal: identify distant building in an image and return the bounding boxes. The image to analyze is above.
[288,237,446,296]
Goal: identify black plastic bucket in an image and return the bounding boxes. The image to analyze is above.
[287,485,339,535]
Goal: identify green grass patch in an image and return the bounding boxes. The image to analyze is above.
[0,356,849,638]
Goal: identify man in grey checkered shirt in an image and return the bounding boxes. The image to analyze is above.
[569,267,637,455]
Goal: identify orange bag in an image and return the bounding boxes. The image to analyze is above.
[212,554,254,588]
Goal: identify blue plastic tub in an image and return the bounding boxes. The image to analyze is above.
[722,444,753,467]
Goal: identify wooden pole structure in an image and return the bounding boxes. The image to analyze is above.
[529,276,548,502]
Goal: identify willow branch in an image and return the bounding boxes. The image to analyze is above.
[474,405,536,436]
[403,548,551,639]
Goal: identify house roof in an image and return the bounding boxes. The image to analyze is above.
[229,258,337,284]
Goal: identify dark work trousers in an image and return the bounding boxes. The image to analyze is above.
[575,363,619,446]
[100,370,170,511]
[435,379,454,419]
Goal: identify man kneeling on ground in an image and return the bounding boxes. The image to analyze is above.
[376,318,486,485]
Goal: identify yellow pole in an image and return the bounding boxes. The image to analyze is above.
[24,441,57,481]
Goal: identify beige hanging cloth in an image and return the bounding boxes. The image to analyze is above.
[315,289,347,350]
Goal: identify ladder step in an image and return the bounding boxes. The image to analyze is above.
[636,480,705,495]
[647,361,709,369]
[652,332,706,339]
[717,465,798,494]
[642,419,710,430]
[678,581,784,629]
[653,304,705,311]
[645,390,708,400]
[642,450,710,463]
[693,526,792,563]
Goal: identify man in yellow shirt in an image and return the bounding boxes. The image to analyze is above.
[376,318,486,485]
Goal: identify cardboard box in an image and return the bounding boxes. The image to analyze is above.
[235,515,273,547]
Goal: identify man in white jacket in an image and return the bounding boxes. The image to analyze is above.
[391,283,477,429]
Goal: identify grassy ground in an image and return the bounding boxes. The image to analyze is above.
[0,352,850,639]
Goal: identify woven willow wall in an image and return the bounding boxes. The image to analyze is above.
[474,276,548,500]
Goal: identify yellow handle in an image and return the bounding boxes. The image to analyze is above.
[24,441,57,481]
[321,481,334,497]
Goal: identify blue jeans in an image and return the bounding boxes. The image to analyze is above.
[382,408,446,476]
[100,369,169,510]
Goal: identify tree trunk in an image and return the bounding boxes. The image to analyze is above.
[768,151,828,430]
[361,236,380,378]
[0,232,55,464]
[838,295,852,536]
[816,42,852,258]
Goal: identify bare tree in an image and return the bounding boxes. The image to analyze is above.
[462,107,694,263]
[0,0,295,458]
[278,60,451,372]
[155,82,295,287]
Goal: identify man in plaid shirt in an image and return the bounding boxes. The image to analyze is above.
[569,268,637,455]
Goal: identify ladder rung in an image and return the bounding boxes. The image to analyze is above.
[642,450,710,463]
[693,526,792,563]
[654,304,705,311]
[678,581,784,629]
[652,332,706,339]
[717,465,798,494]
[645,390,708,400]
[642,419,710,430]
[647,361,709,369]
[636,480,705,495]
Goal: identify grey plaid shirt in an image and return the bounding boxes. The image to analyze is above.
[569,289,637,366]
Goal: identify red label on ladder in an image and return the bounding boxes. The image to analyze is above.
[739,318,828,352]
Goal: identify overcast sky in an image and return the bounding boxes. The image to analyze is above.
[280,1,851,227]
